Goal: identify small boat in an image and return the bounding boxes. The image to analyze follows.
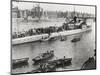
[71,38,80,42]
[12,58,29,69]
[40,38,50,42]
[60,36,67,41]
[32,50,54,64]
[24,66,56,74]
[48,58,72,68]
[81,57,96,70]
[31,65,56,73]
[30,58,72,73]
[49,37,57,41]
[40,36,57,42]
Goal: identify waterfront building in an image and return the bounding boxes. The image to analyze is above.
[31,4,43,19]
[12,7,20,18]
[46,11,58,19]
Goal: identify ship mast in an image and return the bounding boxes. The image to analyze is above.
[73,6,76,18]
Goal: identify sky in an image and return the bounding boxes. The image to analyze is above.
[12,1,95,14]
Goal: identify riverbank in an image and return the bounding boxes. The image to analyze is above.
[12,27,91,45]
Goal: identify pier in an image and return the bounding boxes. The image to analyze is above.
[12,27,91,45]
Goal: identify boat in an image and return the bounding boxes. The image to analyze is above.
[60,36,67,41]
[32,50,54,64]
[40,36,57,42]
[12,58,29,69]
[49,37,57,41]
[31,65,56,73]
[30,58,72,73]
[48,58,72,68]
[12,57,72,74]
[71,37,80,42]
[40,37,50,42]
[81,49,96,70]
[81,57,96,70]
[23,65,56,74]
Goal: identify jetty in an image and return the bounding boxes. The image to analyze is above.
[12,27,91,45]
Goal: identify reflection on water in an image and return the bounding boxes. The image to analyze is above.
[12,20,95,74]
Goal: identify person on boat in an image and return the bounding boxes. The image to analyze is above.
[50,50,54,54]
[62,56,66,68]
[73,16,77,23]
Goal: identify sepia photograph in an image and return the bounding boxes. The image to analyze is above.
[11,0,96,74]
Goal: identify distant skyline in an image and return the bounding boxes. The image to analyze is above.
[12,1,95,14]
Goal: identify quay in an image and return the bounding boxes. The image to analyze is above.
[12,27,91,45]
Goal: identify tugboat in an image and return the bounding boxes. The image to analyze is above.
[28,57,72,73]
[71,37,80,42]
[48,57,72,68]
[12,58,29,69]
[32,50,54,64]
[34,57,71,73]
[32,63,56,73]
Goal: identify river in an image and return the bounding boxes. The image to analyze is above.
[12,19,95,74]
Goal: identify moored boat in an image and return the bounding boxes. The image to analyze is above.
[49,37,57,41]
[30,57,72,73]
[71,37,81,42]
[12,58,29,69]
[40,36,57,42]
[32,50,54,64]
[81,57,96,70]
[48,58,72,68]
[60,36,67,41]
[81,49,96,70]
[31,65,56,73]
[40,37,50,42]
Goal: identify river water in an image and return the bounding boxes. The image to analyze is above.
[12,19,95,74]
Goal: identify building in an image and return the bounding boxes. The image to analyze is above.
[46,11,58,19]
[12,7,20,18]
[31,5,43,19]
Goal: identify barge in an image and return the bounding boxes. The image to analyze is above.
[12,58,29,69]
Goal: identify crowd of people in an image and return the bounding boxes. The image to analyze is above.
[12,26,63,39]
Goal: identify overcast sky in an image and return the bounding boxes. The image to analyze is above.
[12,1,95,14]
